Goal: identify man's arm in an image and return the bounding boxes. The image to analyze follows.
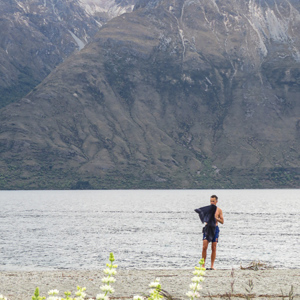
[216,208,224,224]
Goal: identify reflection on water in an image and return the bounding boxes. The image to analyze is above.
[0,189,299,270]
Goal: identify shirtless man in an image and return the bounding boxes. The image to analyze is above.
[202,195,224,270]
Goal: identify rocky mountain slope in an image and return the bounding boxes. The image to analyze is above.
[79,0,136,21]
[0,0,299,189]
[0,0,136,109]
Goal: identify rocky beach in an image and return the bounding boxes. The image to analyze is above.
[1,269,299,300]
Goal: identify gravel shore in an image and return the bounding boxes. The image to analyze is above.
[1,269,299,300]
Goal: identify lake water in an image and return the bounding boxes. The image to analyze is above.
[0,189,299,271]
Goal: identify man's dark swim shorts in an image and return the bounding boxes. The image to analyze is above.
[203,226,219,243]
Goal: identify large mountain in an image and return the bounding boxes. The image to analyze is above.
[0,0,136,108]
[0,0,299,189]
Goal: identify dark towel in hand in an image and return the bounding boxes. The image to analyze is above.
[194,204,217,242]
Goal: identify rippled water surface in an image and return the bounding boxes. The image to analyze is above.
[0,189,299,270]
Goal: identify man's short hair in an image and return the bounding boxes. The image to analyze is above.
[211,195,218,200]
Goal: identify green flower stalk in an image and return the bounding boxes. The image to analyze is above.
[97,252,118,300]
[32,287,46,300]
[0,295,8,300]
[148,278,163,300]
[74,286,87,300]
[64,291,72,300]
[133,277,163,300]
[186,258,206,300]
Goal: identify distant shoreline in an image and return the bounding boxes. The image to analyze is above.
[1,269,299,300]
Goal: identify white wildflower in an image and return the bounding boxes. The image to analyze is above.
[193,270,205,276]
[100,285,115,293]
[189,283,202,291]
[149,281,160,288]
[103,268,117,275]
[149,292,161,300]
[48,289,59,295]
[149,277,160,288]
[0,295,8,300]
[96,294,110,300]
[148,289,156,295]
[191,276,205,283]
[186,291,193,297]
[46,297,61,300]
[102,276,116,283]
[133,295,145,300]
[186,291,200,298]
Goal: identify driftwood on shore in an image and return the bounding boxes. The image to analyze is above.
[240,260,274,271]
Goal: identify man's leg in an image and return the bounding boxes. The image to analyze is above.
[202,239,209,267]
[211,242,217,269]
